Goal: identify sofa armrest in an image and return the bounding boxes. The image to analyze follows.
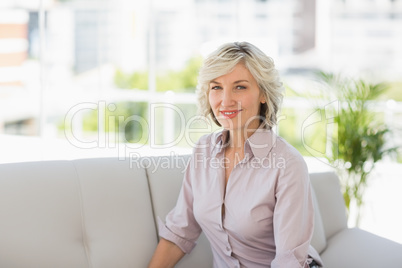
[320,228,402,268]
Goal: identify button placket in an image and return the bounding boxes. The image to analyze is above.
[223,232,232,255]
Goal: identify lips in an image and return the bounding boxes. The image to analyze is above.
[220,110,242,119]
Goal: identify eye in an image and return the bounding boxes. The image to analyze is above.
[211,85,222,90]
[236,85,246,90]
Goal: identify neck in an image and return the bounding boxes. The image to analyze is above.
[227,130,246,150]
[227,120,260,150]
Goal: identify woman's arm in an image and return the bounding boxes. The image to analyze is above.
[271,154,314,268]
[148,238,185,268]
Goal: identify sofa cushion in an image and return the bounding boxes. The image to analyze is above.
[310,172,348,239]
[72,158,158,268]
[320,228,402,268]
[0,161,90,268]
[145,155,213,268]
[0,158,159,268]
[144,155,191,221]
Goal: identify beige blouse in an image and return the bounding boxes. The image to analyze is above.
[159,127,323,268]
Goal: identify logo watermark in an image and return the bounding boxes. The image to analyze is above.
[64,100,339,167]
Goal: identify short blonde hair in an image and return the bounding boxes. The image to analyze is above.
[196,41,284,128]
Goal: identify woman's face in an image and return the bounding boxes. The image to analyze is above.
[208,63,265,133]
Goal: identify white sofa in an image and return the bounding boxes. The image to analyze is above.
[0,155,401,268]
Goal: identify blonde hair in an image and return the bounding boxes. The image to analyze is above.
[196,41,284,128]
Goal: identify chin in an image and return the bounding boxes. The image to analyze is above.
[216,119,233,129]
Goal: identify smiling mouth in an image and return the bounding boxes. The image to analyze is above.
[220,110,242,119]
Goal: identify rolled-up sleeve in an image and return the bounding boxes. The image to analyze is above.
[158,154,202,254]
[271,154,315,268]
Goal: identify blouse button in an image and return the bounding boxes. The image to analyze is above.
[226,246,230,251]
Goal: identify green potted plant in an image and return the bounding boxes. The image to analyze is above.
[316,72,396,226]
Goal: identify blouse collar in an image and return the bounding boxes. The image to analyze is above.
[212,124,278,160]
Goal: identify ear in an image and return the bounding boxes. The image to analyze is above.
[259,92,266,104]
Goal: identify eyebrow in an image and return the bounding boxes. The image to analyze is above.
[209,80,249,84]
[234,80,249,84]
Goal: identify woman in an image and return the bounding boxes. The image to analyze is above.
[148,42,323,268]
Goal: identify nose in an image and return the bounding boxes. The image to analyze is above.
[221,88,236,107]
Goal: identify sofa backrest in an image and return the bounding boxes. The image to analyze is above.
[310,172,348,240]
[310,185,328,254]
[72,158,158,267]
[0,158,158,268]
[145,155,213,268]
[0,161,90,268]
